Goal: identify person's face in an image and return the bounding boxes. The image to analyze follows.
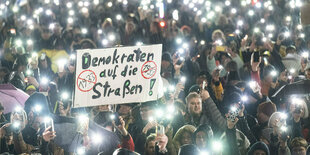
[188,97,202,116]
[220,55,230,65]
[289,103,304,117]
[20,65,27,73]
[73,28,81,36]
[305,70,310,79]
[161,60,170,69]
[98,105,110,112]
[0,71,6,78]
[181,132,192,145]
[196,77,208,86]
[195,131,207,149]
[287,49,296,54]
[140,106,153,121]
[125,22,135,34]
[280,71,288,82]
[40,59,48,69]
[146,140,156,155]
[118,105,132,116]
[150,23,157,33]
[26,89,36,96]
[292,146,306,155]
[264,75,273,83]
[257,112,269,124]
[213,33,223,41]
[41,29,52,40]
[253,150,266,155]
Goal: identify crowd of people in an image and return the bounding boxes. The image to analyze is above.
[0,0,310,154]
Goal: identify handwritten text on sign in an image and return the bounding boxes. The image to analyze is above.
[74,44,162,107]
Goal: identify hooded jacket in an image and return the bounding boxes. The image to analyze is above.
[247,141,270,155]
[173,125,196,153]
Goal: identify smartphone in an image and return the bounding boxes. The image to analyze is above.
[253,52,260,62]
[9,28,16,35]
[280,126,289,140]
[44,117,54,132]
[228,112,238,122]
[157,125,165,135]
[40,53,46,60]
[303,58,308,64]
[294,105,302,114]
[216,46,227,52]
[202,81,206,90]
[77,115,89,134]
[111,112,121,126]
[279,34,284,41]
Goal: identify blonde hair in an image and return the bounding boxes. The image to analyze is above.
[173,125,196,151]
[185,92,201,104]
[212,29,226,42]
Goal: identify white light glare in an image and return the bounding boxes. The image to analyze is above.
[231,8,237,14]
[45,9,52,16]
[20,15,26,21]
[215,40,223,45]
[67,17,74,24]
[172,10,179,21]
[231,106,237,112]
[69,10,75,16]
[77,147,86,155]
[289,68,296,74]
[81,28,87,34]
[108,34,115,41]
[280,113,288,119]
[66,2,73,8]
[34,105,42,112]
[225,1,231,6]
[92,133,102,144]
[248,10,254,16]
[249,81,256,88]
[270,70,277,77]
[280,126,288,132]
[15,39,23,47]
[61,92,69,100]
[200,40,205,45]
[176,38,182,44]
[136,41,143,46]
[237,20,243,26]
[180,76,186,83]
[212,141,223,152]
[241,95,248,102]
[41,77,49,85]
[15,106,22,112]
[110,114,115,120]
[284,31,290,37]
[102,39,108,45]
[116,14,122,20]
[27,39,33,45]
[107,2,113,7]
[301,52,309,58]
[92,0,99,5]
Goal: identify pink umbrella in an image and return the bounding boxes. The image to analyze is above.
[0,84,29,114]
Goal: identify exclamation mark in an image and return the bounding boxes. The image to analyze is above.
[149,79,156,96]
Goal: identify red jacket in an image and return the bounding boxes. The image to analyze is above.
[118,134,135,151]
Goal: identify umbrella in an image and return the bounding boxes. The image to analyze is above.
[272,80,310,99]
[0,84,29,114]
[24,93,120,154]
[51,115,120,154]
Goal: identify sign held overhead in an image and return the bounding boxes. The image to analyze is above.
[74,44,162,108]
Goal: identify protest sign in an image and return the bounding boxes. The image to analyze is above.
[74,44,162,107]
